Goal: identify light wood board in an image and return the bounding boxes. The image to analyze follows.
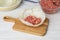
[4,16,49,36]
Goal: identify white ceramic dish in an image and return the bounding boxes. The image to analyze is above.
[19,6,46,27]
[0,0,22,10]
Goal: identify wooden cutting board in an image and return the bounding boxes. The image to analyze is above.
[4,16,49,36]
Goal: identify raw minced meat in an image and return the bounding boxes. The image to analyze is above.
[24,16,41,25]
[40,0,60,14]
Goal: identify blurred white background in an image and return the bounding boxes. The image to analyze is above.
[0,1,60,40]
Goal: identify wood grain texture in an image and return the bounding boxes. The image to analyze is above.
[4,16,49,36]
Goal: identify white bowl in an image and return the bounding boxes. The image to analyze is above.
[0,0,22,10]
[19,6,46,27]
